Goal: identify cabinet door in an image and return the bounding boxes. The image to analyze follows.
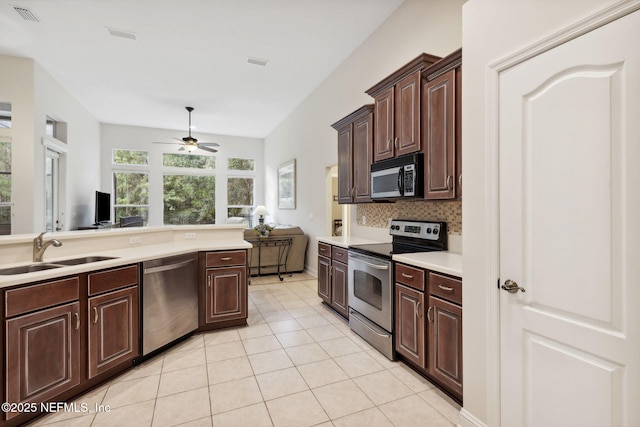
[424,69,456,199]
[428,296,463,400]
[374,86,395,162]
[5,302,81,418]
[395,71,422,156]
[395,284,425,370]
[88,286,139,379]
[317,255,331,304]
[352,111,373,203]
[330,260,349,318]
[337,123,354,204]
[205,266,247,323]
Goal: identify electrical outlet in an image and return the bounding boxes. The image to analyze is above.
[185,232,197,239]
[129,236,141,245]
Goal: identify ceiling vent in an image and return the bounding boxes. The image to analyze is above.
[13,6,39,22]
[106,27,137,41]
[247,57,270,67]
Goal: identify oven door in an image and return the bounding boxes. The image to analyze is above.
[347,251,393,332]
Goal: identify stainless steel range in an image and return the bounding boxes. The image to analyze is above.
[348,219,447,360]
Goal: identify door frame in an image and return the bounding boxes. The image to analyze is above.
[475,2,640,426]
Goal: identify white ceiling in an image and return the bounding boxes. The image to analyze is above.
[0,0,405,138]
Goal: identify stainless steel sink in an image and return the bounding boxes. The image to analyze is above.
[0,263,63,275]
[52,256,118,266]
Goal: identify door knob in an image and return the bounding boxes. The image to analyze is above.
[501,279,525,294]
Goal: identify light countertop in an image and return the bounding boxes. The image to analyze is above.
[393,251,462,277]
[316,235,385,249]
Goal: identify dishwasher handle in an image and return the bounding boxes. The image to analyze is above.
[144,258,196,275]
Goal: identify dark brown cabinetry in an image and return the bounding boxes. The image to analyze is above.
[394,262,463,402]
[332,105,374,204]
[87,265,139,379]
[317,242,349,318]
[366,53,441,162]
[422,48,462,199]
[200,250,248,329]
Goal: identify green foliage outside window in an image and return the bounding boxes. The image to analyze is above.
[163,175,215,224]
[163,153,215,169]
[227,177,253,206]
[0,141,11,234]
[113,149,148,165]
[228,158,254,171]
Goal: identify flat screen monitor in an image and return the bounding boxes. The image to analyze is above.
[95,191,111,224]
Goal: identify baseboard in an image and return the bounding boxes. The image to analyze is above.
[458,408,488,427]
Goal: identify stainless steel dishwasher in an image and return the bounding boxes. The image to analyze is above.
[142,252,198,355]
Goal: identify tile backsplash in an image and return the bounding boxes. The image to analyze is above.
[356,200,462,235]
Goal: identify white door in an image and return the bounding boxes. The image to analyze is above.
[499,10,640,427]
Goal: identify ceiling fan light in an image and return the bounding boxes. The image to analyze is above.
[185,144,197,153]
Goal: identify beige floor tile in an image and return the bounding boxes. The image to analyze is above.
[256,302,286,314]
[32,383,109,425]
[205,340,246,363]
[286,306,318,319]
[153,387,211,427]
[297,359,349,388]
[248,349,294,375]
[247,312,267,325]
[275,330,315,348]
[116,356,164,382]
[157,364,209,397]
[296,314,331,329]
[284,343,330,366]
[306,324,345,342]
[203,328,241,346]
[418,388,462,424]
[268,318,303,334]
[243,335,283,355]
[387,365,434,393]
[265,390,329,427]
[364,349,400,369]
[279,299,308,309]
[211,403,272,427]
[176,417,213,427]
[169,334,205,352]
[318,337,362,358]
[332,407,394,427]
[262,310,294,323]
[209,377,263,415]
[238,323,273,340]
[207,356,254,385]
[92,400,155,427]
[378,394,453,427]
[162,348,207,373]
[312,379,375,420]
[31,413,95,427]
[255,367,309,400]
[102,374,160,408]
[352,370,414,405]
[333,352,385,378]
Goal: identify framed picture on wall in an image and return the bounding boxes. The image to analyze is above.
[278,159,296,209]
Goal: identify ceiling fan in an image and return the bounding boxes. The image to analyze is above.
[153,106,220,153]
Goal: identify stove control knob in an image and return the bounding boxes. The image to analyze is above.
[433,228,439,234]
[426,228,432,234]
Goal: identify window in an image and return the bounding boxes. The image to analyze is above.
[45,150,61,232]
[0,103,11,129]
[227,157,255,226]
[113,149,149,224]
[45,116,68,143]
[0,138,11,235]
[163,153,216,225]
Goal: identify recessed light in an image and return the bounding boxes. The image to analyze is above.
[247,57,270,67]
[106,27,137,41]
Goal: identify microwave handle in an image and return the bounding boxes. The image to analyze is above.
[397,167,405,196]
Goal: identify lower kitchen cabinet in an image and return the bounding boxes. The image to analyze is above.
[394,263,463,403]
[200,250,248,329]
[317,242,349,318]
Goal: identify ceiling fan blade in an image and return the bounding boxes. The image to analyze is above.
[198,145,218,154]
[178,146,185,151]
[198,142,220,147]
[153,141,184,145]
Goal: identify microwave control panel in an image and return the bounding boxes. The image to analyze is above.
[403,165,415,196]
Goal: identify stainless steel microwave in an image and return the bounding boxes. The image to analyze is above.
[370,153,423,200]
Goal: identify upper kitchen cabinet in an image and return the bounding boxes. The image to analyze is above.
[422,48,462,200]
[366,53,441,162]
[332,105,374,204]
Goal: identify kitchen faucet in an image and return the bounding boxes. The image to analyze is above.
[33,232,62,262]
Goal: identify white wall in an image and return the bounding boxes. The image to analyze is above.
[0,54,101,234]
[101,123,264,227]
[264,0,465,271]
[462,0,621,425]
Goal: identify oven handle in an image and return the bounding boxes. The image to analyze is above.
[348,253,389,270]
[350,311,391,338]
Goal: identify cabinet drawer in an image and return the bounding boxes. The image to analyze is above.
[5,276,79,318]
[88,265,139,296]
[428,272,462,306]
[206,250,246,267]
[332,246,348,263]
[395,263,425,291]
[318,242,331,258]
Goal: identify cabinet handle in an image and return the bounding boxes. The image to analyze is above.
[394,137,399,149]
[458,174,462,189]
[207,276,211,288]
[438,285,454,292]
[447,175,453,190]
[387,139,392,150]
[220,257,233,261]
[401,272,414,279]
[416,301,422,318]
[92,307,98,324]
[74,312,80,330]
[427,306,433,323]
[330,266,334,277]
